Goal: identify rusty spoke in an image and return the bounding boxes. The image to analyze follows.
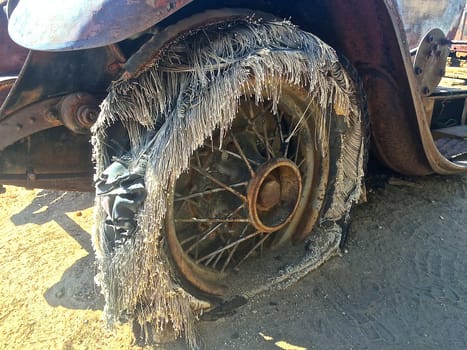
[294,133,301,163]
[297,158,305,169]
[220,224,249,272]
[202,142,261,166]
[210,246,227,268]
[247,98,256,120]
[231,133,255,177]
[284,140,291,158]
[175,218,250,223]
[196,230,262,264]
[174,181,248,202]
[285,100,312,145]
[185,204,246,253]
[262,122,275,159]
[195,150,202,168]
[221,243,240,272]
[235,233,269,268]
[180,234,198,246]
[192,166,247,202]
[204,252,218,267]
[274,112,285,144]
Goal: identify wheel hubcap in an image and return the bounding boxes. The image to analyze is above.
[247,158,302,233]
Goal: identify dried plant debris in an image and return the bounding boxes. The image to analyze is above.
[91,16,364,349]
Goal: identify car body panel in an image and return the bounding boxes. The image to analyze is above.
[8,0,193,51]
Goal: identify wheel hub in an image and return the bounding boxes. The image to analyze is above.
[247,158,302,233]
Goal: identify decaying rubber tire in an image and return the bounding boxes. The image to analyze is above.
[91,9,366,347]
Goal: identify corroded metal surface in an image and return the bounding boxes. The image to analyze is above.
[311,0,433,175]
[0,127,93,191]
[0,92,100,150]
[0,97,63,151]
[8,0,193,51]
[59,93,100,134]
[413,28,450,96]
[0,9,27,76]
[311,0,466,175]
[451,5,467,52]
[247,159,302,233]
[0,46,123,121]
[397,0,465,48]
[123,8,276,77]
[0,78,15,109]
[453,4,467,40]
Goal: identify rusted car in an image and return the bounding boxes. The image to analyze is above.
[1,0,466,347]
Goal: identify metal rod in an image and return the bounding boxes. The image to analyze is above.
[202,142,261,166]
[221,224,248,272]
[175,218,250,223]
[185,204,245,253]
[262,122,275,159]
[231,134,255,176]
[192,166,247,202]
[211,246,227,268]
[235,233,269,267]
[174,182,248,202]
[294,133,301,163]
[196,230,262,263]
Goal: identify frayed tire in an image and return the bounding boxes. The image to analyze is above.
[92,9,366,348]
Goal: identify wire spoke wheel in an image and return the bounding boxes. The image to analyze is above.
[166,84,328,295]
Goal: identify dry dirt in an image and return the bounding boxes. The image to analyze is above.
[0,170,466,350]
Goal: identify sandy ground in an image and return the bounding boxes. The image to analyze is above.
[0,170,466,350]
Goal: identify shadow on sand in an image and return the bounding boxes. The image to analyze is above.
[10,190,104,311]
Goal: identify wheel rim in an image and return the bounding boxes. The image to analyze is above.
[166,89,324,295]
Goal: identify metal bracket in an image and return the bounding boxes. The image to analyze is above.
[414,28,451,96]
[0,92,100,151]
[0,96,63,151]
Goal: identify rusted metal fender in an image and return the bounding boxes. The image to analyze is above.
[384,0,467,175]
[8,0,192,51]
[310,0,466,175]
